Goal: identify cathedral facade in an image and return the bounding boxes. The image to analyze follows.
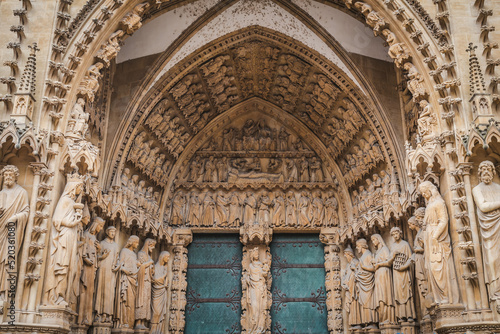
[0,0,499,333]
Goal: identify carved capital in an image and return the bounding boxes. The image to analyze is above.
[320,228,340,248]
[456,162,474,176]
[29,162,48,175]
[240,221,272,245]
[172,229,192,247]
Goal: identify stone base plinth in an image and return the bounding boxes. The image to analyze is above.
[134,328,148,334]
[432,304,465,330]
[400,321,417,334]
[39,305,76,332]
[92,322,113,334]
[111,327,134,334]
[420,316,433,334]
[379,323,400,334]
[71,324,89,334]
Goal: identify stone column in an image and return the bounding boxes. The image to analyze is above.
[168,229,192,334]
[240,220,272,334]
[320,228,342,334]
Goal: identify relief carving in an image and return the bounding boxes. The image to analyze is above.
[96,30,125,67]
[151,251,170,334]
[382,29,411,68]
[77,63,104,103]
[120,3,149,35]
[116,235,140,330]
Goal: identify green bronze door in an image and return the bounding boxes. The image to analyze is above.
[271,234,327,334]
[185,234,242,334]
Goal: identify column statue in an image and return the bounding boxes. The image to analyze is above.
[355,239,378,328]
[95,226,120,323]
[78,217,105,325]
[116,235,140,329]
[44,174,84,306]
[151,251,170,334]
[242,247,271,333]
[380,227,415,322]
[0,165,29,304]
[371,234,395,325]
[135,238,156,330]
[472,160,500,300]
[341,245,361,329]
[418,181,459,305]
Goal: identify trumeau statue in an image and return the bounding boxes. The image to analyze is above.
[45,174,85,307]
[242,247,271,333]
[472,160,500,301]
[117,235,140,329]
[136,238,156,330]
[371,234,395,325]
[95,226,120,323]
[151,251,170,334]
[342,245,361,329]
[0,165,29,304]
[355,238,378,328]
[418,181,459,305]
[78,217,105,325]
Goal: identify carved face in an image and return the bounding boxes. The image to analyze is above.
[3,171,16,188]
[371,236,379,247]
[479,165,495,184]
[106,228,116,239]
[345,252,354,262]
[391,230,401,241]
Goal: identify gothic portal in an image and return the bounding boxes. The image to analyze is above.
[1,0,500,333]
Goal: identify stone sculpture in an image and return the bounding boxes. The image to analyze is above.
[95,226,120,323]
[45,174,84,306]
[151,251,170,334]
[136,238,156,329]
[78,217,105,325]
[371,234,395,325]
[387,227,415,322]
[117,235,140,329]
[0,165,29,304]
[418,181,459,305]
[342,245,361,329]
[473,160,500,301]
[242,247,271,333]
[355,238,378,328]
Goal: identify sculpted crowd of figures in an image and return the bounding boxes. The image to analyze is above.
[351,169,392,217]
[342,181,460,331]
[168,189,339,228]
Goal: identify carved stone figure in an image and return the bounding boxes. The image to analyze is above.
[342,245,361,329]
[299,156,310,182]
[95,226,120,323]
[404,63,427,101]
[408,213,432,316]
[136,238,156,329]
[309,157,324,182]
[382,29,411,68]
[417,100,435,137]
[324,192,338,227]
[472,160,500,300]
[45,174,84,306]
[272,192,285,227]
[78,217,105,325]
[117,235,140,329]
[96,30,125,66]
[204,156,217,182]
[228,193,241,227]
[151,251,170,334]
[121,2,149,34]
[285,191,297,227]
[371,234,395,325]
[355,238,378,328]
[418,181,459,305]
[388,227,415,322]
[242,247,271,333]
[310,191,324,227]
[201,193,216,227]
[298,191,311,226]
[171,192,186,226]
[67,98,89,138]
[78,62,104,103]
[187,192,201,226]
[258,191,272,225]
[215,191,230,225]
[284,158,298,182]
[0,165,29,304]
[243,192,257,224]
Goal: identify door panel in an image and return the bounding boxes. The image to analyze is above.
[271,234,327,334]
[185,234,242,334]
